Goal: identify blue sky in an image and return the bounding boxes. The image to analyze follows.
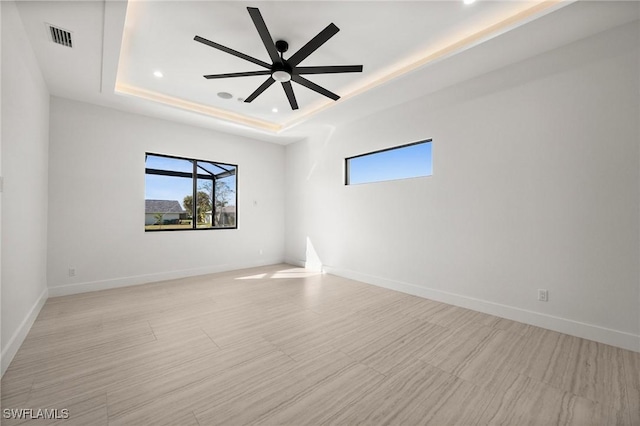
[145,174,192,206]
[145,155,236,207]
[348,141,432,185]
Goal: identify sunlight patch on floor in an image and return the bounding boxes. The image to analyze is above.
[272,268,321,279]
[235,273,268,280]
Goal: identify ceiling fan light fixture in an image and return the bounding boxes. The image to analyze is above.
[272,70,292,82]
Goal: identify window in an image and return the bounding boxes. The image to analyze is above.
[345,140,432,185]
[145,153,237,231]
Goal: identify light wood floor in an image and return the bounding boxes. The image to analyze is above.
[1,264,638,425]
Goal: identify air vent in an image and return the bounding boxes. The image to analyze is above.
[46,24,73,48]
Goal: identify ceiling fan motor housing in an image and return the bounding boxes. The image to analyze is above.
[272,60,292,74]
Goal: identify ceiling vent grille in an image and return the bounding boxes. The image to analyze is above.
[47,24,73,48]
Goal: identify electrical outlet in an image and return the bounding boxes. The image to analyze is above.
[538,289,548,302]
[68,267,76,277]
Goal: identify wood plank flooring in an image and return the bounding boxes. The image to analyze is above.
[1,264,638,425]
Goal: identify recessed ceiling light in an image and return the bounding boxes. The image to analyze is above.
[272,107,278,113]
[153,70,163,78]
[463,0,476,4]
[217,92,233,100]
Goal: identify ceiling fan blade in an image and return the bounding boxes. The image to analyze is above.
[194,35,271,69]
[204,70,271,79]
[294,65,363,75]
[247,7,280,64]
[291,75,340,101]
[245,77,275,103]
[282,81,299,110]
[288,23,339,67]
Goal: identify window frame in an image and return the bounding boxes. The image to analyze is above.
[344,139,433,185]
[145,152,238,232]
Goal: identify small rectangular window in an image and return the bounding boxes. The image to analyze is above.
[145,153,237,231]
[345,140,432,185]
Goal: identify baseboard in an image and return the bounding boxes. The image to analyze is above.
[1,287,49,376]
[323,265,640,353]
[284,256,322,271]
[48,258,285,297]
[284,257,305,268]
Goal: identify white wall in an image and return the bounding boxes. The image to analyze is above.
[285,22,640,351]
[1,1,50,374]
[47,98,285,295]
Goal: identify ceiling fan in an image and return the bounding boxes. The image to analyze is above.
[194,7,363,110]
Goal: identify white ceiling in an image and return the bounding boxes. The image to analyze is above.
[13,0,640,144]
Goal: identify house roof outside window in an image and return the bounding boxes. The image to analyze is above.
[145,200,185,214]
